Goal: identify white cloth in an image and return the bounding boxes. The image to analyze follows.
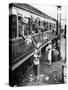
[46,44,52,51]
[36,42,41,48]
[33,58,39,65]
[48,49,52,61]
[46,44,52,64]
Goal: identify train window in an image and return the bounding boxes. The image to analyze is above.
[35,17,40,26]
[52,23,54,29]
[9,14,17,39]
[33,21,38,33]
[48,23,50,30]
[39,21,40,26]
[43,22,48,31]
[54,24,56,28]
[43,21,46,27]
[24,18,30,36]
[35,18,39,26]
[23,17,35,36]
[18,16,22,38]
[31,20,35,34]
[50,23,51,30]
[49,23,51,30]
[40,21,42,26]
[51,23,53,30]
[32,19,39,33]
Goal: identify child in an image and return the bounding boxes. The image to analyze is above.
[46,42,52,65]
[33,43,41,81]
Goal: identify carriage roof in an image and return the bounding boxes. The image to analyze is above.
[9,3,57,22]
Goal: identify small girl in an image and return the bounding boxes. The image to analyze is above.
[33,43,41,81]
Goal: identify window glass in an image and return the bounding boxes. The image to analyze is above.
[31,19,35,34]
[40,21,42,26]
[18,16,23,37]
[54,24,55,29]
[9,15,17,39]
[50,23,51,30]
[35,19,40,33]
[51,23,53,30]
[43,21,48,31]
[39,21,40,26]
[48,23,51,30]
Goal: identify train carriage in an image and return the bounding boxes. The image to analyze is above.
[9,3,58,86]
[9,3,57,71]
